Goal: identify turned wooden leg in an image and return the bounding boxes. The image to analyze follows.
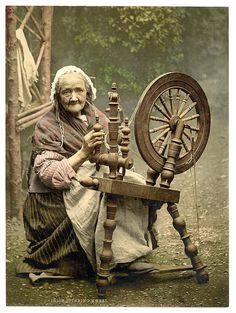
[167,203,209,284]
[96,194,117,298]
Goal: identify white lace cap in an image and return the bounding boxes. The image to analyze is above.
[50,65,97,101]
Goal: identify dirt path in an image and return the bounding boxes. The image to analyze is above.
[6,83,229,307]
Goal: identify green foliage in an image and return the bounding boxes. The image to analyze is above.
[51,6,228,99]
[111,7,184,53]
[52,7,186,96]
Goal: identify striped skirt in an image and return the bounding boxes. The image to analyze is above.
[16,192,94,277]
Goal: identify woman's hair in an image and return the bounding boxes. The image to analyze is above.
[55,72,93,104]
[50,65,96,103]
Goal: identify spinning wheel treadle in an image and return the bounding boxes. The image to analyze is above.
[135,72,211,174]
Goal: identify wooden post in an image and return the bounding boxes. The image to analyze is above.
[96,194,117,298]
[6,6,23,218]
[40,6,54,103]
[158,119,209,284]
[167,203,209,283]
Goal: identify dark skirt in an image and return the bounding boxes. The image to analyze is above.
[16,192,94,277]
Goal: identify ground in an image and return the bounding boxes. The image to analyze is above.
[6,80,228,307]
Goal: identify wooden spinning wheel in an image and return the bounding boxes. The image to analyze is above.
[80,78,210,298]
[135,72,211,174]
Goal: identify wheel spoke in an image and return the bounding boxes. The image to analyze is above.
[174,89,181,115]
[168,89,173,114]
[154,103,171,120]
[149,116,169,123]
[182,113,199,122]
[149,124,169,134]
[183,130,191,141]
[159,96,172,118]
[177,93,190,116]
[158,131,171,155]
[152,127,170,144]
[179,102,197,118]
[181,138,190,152]
[185,125,199,132]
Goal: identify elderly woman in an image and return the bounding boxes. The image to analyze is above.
[17,66,156,282]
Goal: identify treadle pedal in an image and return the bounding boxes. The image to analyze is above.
[151,264,193,273]
[29,272,73,285]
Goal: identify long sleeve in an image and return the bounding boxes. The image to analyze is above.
[34,151,76,190]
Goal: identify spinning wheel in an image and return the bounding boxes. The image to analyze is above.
[80,76,210,298]
[135,72,211,174]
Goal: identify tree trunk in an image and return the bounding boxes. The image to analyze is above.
[6,6,23,218]
[40,6,54,103]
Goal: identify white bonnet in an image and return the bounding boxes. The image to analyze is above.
[50,65,97,101]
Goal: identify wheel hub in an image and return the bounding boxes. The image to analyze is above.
[169,115,180,131]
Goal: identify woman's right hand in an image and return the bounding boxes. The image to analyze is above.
[81,129,105,158]
[68,129,105,172]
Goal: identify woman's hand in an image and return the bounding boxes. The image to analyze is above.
[68,129,105,171]
[81,129,105,158]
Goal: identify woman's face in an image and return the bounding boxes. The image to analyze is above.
[58,72,87,117]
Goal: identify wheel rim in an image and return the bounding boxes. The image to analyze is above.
[134,72,211,174]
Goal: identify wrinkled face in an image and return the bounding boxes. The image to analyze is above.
[58,72,87,117]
